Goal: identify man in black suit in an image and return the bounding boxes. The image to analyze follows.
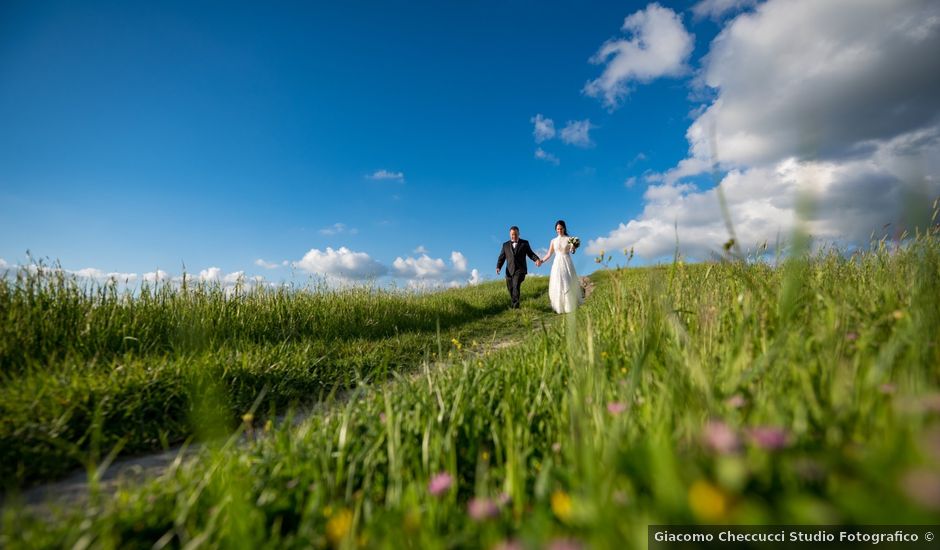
[496,226,541,309]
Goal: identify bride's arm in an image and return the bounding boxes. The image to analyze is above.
[541,242,554,263]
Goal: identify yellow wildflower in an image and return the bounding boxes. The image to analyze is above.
[551,490,573,522]
[326,508,353,546]
[688,480,729,522]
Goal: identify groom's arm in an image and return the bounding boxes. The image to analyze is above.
[524,241,540,263]
[496,245,506,274]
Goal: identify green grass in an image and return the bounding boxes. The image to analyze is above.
[2,229,940,549]
[0,268,552,485]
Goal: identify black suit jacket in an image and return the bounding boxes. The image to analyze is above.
[497,239,540,277]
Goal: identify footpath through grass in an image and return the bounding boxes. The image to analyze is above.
[3,229,940,548]
[0,270,551,487]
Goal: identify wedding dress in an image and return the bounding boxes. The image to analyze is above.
[548,236,582,313]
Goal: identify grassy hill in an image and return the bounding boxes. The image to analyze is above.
[3,231,939,548]
[0,270,552,485]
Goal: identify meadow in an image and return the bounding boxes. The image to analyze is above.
[0,264,552,485]
[2,221,940,548]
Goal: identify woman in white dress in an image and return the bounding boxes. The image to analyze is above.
[540,220,583,313]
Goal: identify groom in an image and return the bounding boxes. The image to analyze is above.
[496,226,541,309]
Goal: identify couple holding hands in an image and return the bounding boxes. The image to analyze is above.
[496,220,583,314]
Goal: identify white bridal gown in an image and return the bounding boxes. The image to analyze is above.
[548,236,583,313]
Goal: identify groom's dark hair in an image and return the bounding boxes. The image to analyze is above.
[509,226,519,232]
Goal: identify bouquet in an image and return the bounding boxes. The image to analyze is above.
[567,237,580,251]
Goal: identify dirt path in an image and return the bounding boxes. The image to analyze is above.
[9,282,595,517]
[9,331,535,517]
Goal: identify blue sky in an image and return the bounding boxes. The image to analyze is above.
[2,0,938,287]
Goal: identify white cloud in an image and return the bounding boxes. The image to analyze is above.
[254,259,281,269]
[592,0,940,261]
[0,258,8,269]
[391,250,477,288]
[450,251,468,272]
[468,269,481,286]
[72,267,106,279]
[531,114,556,143]
[691,0,757,20]
[535,147,560,165]
[107,272,138,283]
[367,169,405,182]
[199,267,223,282]
[625,176,638,188]
[143,270,170,283]
[559,119,595,147]
[223,271,245,284]
[67,267,139,283]
[294,247,387,280]
[319,223,358,236]
[584,3,694,108]
[392,255,447,279]
[413,245,429,254]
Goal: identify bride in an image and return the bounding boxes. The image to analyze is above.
[539,220,583,313]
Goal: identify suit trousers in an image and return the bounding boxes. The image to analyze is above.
[505,272,525,308]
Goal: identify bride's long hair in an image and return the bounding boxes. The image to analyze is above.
[554,220,568,236]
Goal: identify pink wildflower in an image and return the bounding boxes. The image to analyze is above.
[467,497,499,521]
[747,426,791,450]
[703,420,740,454]
[428,472,453,496]
[607,402,627,415]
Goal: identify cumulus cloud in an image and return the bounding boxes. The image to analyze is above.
[392,250,477,288]
[223,271,245,284]
[559,119,595,147]
[293,247,387,280]
[535,147,560,165]
[367,169,405,182]
[199,267,223,282]
[319,223,358,236]
[72,267,105,279]
[531,113,556,143]
[691,0,757,20]
[108,272,138,283]
[67,267,138,283]
[682,0,940,170]
[254,258,281,269]
[143,270,170,283]
[592,0,940,260]
[584,3,694,108]
[413,245,429,254]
